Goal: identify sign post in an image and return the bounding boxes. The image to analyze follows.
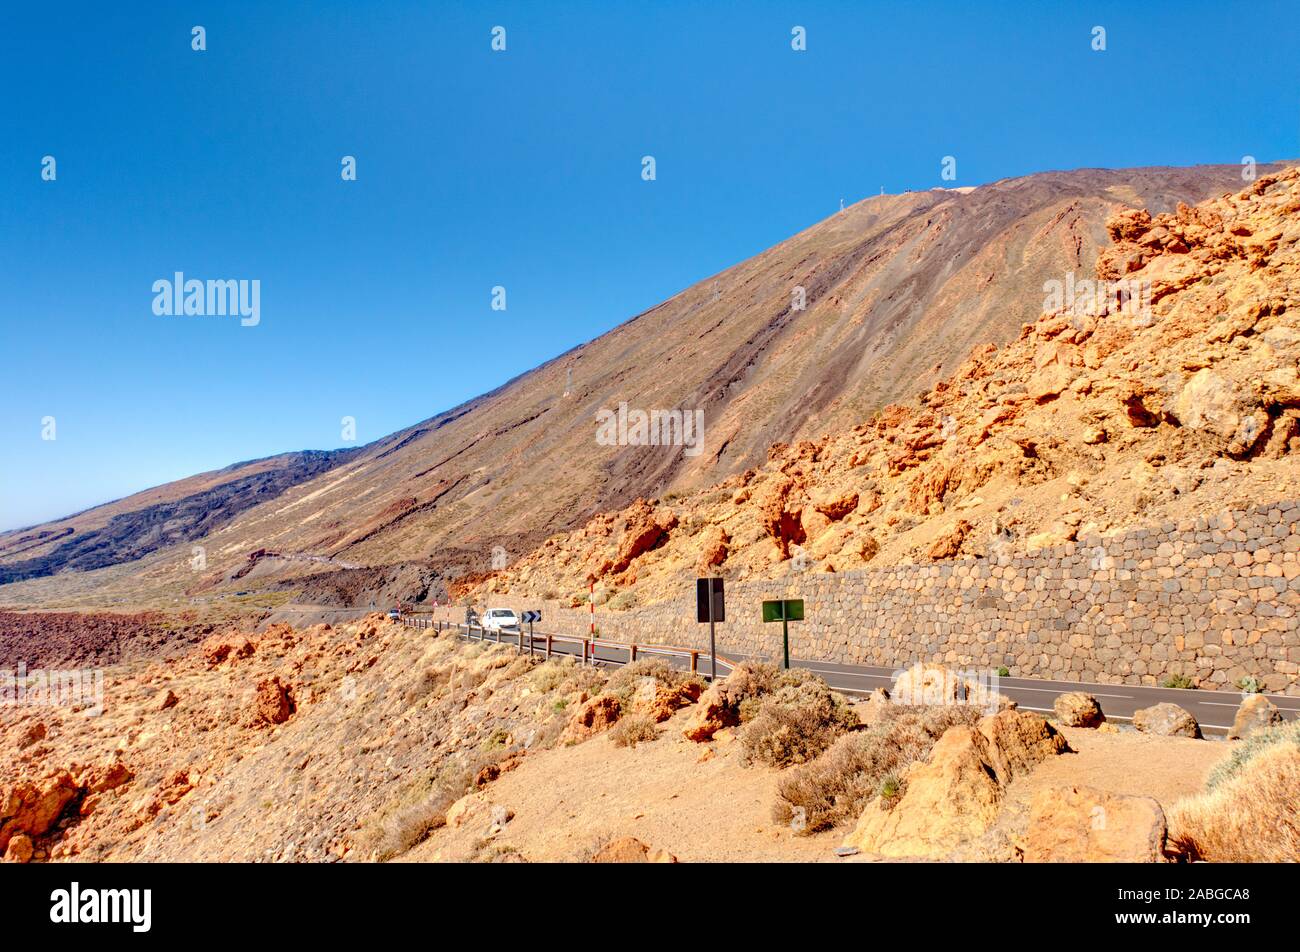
[521,610,541,657]
[696,578,725,680]
[761,598,805,669]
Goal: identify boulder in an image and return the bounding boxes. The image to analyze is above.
[681,685,741,742]
[611,500,677,574]
[253,677,296,725]
[17,722,45,750]
[927,520,973,560]
[589,836,677,864]
[695,525,729,573]
[561,693,622,744]
[842,726,1003,857]
[0,770,81,852]
[1053,691,1105,728]
[1133,703,1201,739]
[1227,694,1283,741]
[79,761,132,794]
[646,680,703,723]
[1024,786,1167,862]
[811,488,858,521]
[155,689,179,711]
[201,633,256,668]
[977,709,1069,784]
[758,476,806,559]
[3,834,34,864]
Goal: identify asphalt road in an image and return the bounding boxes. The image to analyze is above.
[415,619,1299,735]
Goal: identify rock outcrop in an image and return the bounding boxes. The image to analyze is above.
[1025,786,1168,862]
[842,710,1066,857]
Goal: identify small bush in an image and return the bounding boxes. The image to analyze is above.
[608,590,638,611]
[1235,675,1263,694]
[996,666,1010,678]
[368,799,447,861]
[772,704,983,833]
[1162,673,1196,690]
[737,673,859,768]
[610,713,659,748]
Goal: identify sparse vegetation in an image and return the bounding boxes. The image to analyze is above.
[737,670,859,767]
[1235,675,1263,694]
[610,713,658,748]
[1205,721,1300,792]
[608,590,638,611]
[1168,742,1300,862]
[772,704,984,833]
[1161,673,1196,690]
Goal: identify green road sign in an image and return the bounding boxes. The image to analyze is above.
[761,599,805,668]
[762,599,804,622]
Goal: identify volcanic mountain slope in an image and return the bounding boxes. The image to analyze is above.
[487,168,1300,606]
[0,164,1280,608]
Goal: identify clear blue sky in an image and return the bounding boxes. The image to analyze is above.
[2,0,1297,531]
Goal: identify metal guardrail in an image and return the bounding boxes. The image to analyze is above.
[395,613,728,676]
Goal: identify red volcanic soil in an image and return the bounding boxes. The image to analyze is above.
[0,611,217,668]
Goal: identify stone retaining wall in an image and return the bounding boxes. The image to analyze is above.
[433,500,1300,695]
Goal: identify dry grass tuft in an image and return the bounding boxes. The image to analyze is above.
[737,671,858,767]
[610,712,659,748]
[772,704,983,833]
[1167,743,1300,862]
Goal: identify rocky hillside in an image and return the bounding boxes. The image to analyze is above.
[10,617,1288,864]
[487,168,1300,607]
[0,165,1277,610]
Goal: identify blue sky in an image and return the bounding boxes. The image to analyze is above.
[2,0,1298,531]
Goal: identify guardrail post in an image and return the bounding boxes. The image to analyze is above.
[690,651,698,675]
[545,635,552,660]
[630,644,637,664]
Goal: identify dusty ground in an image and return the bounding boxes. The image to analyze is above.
[407,707,836,863]
[408,699,1231,864]
[1010,725,1226,811]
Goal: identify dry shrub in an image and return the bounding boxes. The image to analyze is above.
[610,712,659,748]
[772,704,983,833]
[606,657,702,710]
[528,656,608,697]
[404,665,450,703]
[1205,720,1300,791]
[738,673,858,767]
[368,798,448,862]
[1167,744,1300,862]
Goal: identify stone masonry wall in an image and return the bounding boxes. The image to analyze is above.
[433,499,1300,695]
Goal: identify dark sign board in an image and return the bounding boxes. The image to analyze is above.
[696,577,725,623]
[762,599,805,622]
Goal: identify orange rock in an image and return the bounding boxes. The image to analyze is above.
[253,677,296,725]
[1025,786,1167,862]
[589,836,678,863]
[0,770,81,852]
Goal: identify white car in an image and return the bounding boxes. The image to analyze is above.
[481,608,519,632]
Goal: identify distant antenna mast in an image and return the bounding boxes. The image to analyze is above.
[880,185,884,196]
[839,198,844,212]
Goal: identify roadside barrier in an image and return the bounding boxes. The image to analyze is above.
[395,613,731,677]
